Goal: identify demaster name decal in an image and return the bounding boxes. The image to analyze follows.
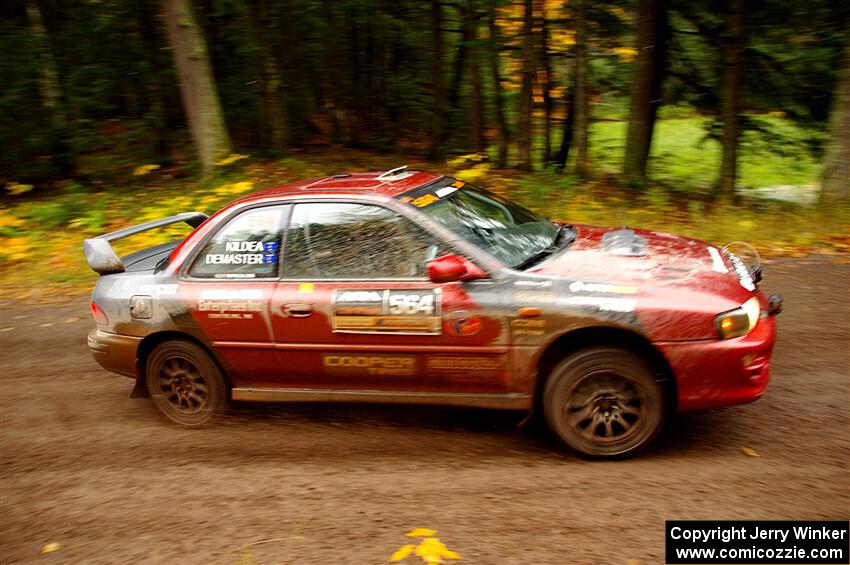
[204,241,279,265]
[332,289,441,334]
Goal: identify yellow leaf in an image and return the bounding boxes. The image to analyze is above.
[133,164,161,176]
[5,182,34,195]
[40,542,60,554]
[390,544,415,562]
[214,153,250,166]
[406,528,438,538]
[741,447,760,457]
[442,549,462,560]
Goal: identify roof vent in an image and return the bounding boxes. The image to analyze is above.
[376,165,413,180]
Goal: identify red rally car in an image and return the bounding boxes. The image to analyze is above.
[84,166,782,458]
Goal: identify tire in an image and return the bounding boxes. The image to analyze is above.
[543,347,665,458]
[145,340,227,426]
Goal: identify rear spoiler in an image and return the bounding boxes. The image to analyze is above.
[83,212,208,275]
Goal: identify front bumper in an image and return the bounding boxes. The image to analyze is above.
[657,314,777,411]
[87,328,141,378]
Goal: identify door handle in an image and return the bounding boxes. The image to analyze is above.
[281,303,313,317]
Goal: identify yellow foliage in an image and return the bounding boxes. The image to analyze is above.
[214,153,250,167]
[446,154,487,168]
[0,209,24,229]
[213,181,254,196]
[454,163,490,183]
[612,46,638,63]
[1,236,31,262]
[133,164,161,176]
[5,182,34,195]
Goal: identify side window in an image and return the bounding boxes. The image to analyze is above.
[188,206,285,279]
[283,203,442,279]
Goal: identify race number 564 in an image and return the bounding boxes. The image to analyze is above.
[388,293,435,316]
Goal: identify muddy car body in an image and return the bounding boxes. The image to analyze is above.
[84,168,782,457]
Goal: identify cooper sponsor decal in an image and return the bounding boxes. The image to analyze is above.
[332,289,441,334]
[511,318,546,336]
[568,281,638,294]
[322,354,416,377]
[426,355,504,378]
[443,310,483,336]
[197,288,264,319]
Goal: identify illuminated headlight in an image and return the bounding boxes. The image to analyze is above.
[715,297,761,339]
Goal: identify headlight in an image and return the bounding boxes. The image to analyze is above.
[715,297,761,339]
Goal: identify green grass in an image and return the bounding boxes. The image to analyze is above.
[590,115,821,191]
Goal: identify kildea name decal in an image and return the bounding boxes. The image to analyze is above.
[205,241,279,265]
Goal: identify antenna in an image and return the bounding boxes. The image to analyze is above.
[376,165,409,180]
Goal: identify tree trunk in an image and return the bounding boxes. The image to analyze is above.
[434,2,469,157]
[572,0,590,176]
[465,0,485,153]
[717,0,745,200]
[536,0,554,164]
[137,0,172,164]
[429,0,445,158]
[517,0,535,171]
[161,0,231,176]
[820,38,850,204]
[251,0,287,153]
[488,6,509,168]
[25,0,75,176]
[324,0,346,143]
[622,0,667,185]
[554,82,575,171]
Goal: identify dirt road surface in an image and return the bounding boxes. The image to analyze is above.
[1,256,848,564]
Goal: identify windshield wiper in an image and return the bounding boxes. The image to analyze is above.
[513,224,575,270]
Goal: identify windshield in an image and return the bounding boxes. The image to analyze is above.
[397,179,558,267]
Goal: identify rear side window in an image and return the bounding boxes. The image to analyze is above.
[188,206,285,279]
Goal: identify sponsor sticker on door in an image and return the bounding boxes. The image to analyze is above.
[331,289,442,334]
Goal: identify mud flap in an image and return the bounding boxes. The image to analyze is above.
[130,375,149,398]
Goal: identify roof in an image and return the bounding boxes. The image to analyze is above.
[235,170,444,203]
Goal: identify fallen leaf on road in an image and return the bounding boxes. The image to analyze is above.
[742,447,760,457]
[390,544,414,561]
[40,542,60,554]
[406,528,438,538]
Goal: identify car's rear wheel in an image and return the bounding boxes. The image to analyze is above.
[543,347,665,458]
[145,340,227,426]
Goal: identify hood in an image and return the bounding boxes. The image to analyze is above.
[530,224,754,300]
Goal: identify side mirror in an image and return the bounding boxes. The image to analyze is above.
[426,254,487,283]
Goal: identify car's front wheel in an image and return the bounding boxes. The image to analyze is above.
[543,347,665,458]
[145,340,227,426]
